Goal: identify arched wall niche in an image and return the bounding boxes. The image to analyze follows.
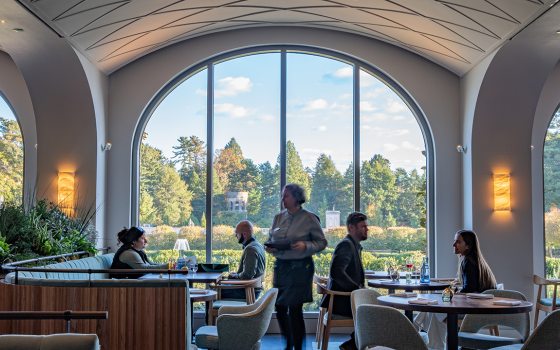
[0,51,37,202]
[107,26,461,276]
[469,5,560,300]
[0,2,97,222]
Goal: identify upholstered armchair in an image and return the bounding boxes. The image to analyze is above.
[195,288,278,350]
[0,334,99,350]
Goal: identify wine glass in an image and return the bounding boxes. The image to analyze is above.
[405,257,414,283]
[191,263,198,274]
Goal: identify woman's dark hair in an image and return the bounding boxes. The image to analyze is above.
[117,226,145,246]
[284,183,306,205]
[456,229,497,291]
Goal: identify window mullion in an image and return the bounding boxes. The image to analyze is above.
[353,64,360,211]
[205,64,214,263]
[280,50,287,208]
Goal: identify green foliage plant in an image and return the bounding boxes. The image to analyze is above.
[0,199,97,263]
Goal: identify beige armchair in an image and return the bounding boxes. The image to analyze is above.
[209,276,262,325]
[195,288,278,350]
[0,334,99,350]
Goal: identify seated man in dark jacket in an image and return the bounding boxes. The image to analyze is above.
[321,212,368,350]
[221,220,266,299]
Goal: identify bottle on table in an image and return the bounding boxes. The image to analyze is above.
[420,256,430,283]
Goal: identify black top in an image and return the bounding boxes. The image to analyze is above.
[460,256,480,293]
[320,235,365,317]
[110,245,150,279]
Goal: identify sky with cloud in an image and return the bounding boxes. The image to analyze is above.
[144,52,425,172]
[0,97,16,121]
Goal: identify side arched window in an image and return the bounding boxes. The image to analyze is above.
[0,94,24,205]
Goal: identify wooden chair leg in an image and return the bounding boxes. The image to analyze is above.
[534,309,539,329]
[315,308,324,347]
[321,323,331,350]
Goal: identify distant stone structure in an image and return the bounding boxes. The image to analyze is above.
[225,191,248,212]
[325,210,340,229]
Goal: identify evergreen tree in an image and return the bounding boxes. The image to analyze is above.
[285,141,311,198]
[309,154,344,224]
[0,117,23,204]
[360,154,396,227]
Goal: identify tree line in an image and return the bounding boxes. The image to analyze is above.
[140,134,427,229]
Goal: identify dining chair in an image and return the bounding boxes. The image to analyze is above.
[458,289,530,350]
[316,282,353,350]
[350,289,381,320]
[209,275,262,325]
[356,304,428,350]
[488,309,560,350]
[194,288,278,350]
[532,274,560,329]
[313,274,329,347]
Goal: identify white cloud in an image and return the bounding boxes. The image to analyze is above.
[386,99,408,113]
[215,76,252,97]
[303,98,329,111]
[401,141,421,150]
[384,143,399,151]
[360,101,377,112]
[333,66,353,78]
[214,103,250,118]
[258,114,275,122]
[315,125,327,132]
[362,113,389,122]
[363,87,386,98]
[195,88,206,96]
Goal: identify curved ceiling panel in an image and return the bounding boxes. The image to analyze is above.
[18,0,554,75]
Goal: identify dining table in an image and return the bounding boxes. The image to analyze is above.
[139,271,224,286]
[377,293,533,350]
[368,278,450,294]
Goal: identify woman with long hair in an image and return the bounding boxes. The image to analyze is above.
[110,226,167,278]
[453,229,497,292]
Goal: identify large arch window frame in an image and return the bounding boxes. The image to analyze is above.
[0,91,25,204]
[132,45,435,267]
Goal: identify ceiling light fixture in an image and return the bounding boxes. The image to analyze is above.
[12,28,24,32]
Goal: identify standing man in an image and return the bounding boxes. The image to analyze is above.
[321,212,368,350]
[221,220,266,299]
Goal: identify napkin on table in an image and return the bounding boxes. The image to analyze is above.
[466,293,494,299]
[408,298,438,305]
[493,300,521,306]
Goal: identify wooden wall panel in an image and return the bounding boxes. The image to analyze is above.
[0,283,187,350]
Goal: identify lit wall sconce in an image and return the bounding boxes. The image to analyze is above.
[58,171,75,216]
[101,142,112,151]
[456,145,467,153]
[493,173,511,211]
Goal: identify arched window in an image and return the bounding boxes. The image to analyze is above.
[135,47,433,309]
[544,108,560,278]
[0,94,23,205]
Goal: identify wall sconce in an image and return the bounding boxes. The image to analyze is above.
[456,145,467,153]
[101,142,112,151]
[493,173,511,211]
[58,171,75,216]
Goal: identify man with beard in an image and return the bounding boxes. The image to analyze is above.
[221,220,266,299]
[321,212,368,350]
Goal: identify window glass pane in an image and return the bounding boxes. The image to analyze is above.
[212,53,281,274]
[359,68,427,271]
[141,69,208,264]
[544,109,560,280]
[0,97,23,205]
[286,52,354,309]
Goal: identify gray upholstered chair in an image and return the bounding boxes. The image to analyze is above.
[488,309,560,350]
[458,289,530,350]
[195,288,278,350]
[350,288,381,320]
[355,304,428,350]
[209,276,262,325]
[0,334,99,350]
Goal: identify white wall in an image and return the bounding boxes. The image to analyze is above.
[107,27,462,261]
[74,48,110,248]
[0,51,37,201]
[531,61,560,279]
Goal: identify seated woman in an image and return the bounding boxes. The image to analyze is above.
[453,229,497,293]
[110,226,167,278]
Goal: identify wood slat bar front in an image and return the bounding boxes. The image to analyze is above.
[0,282,188,350]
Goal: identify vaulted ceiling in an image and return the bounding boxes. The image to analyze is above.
[12,0,558,75]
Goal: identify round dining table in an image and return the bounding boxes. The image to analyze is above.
[377,293,533,350]
[367,279,450,294]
